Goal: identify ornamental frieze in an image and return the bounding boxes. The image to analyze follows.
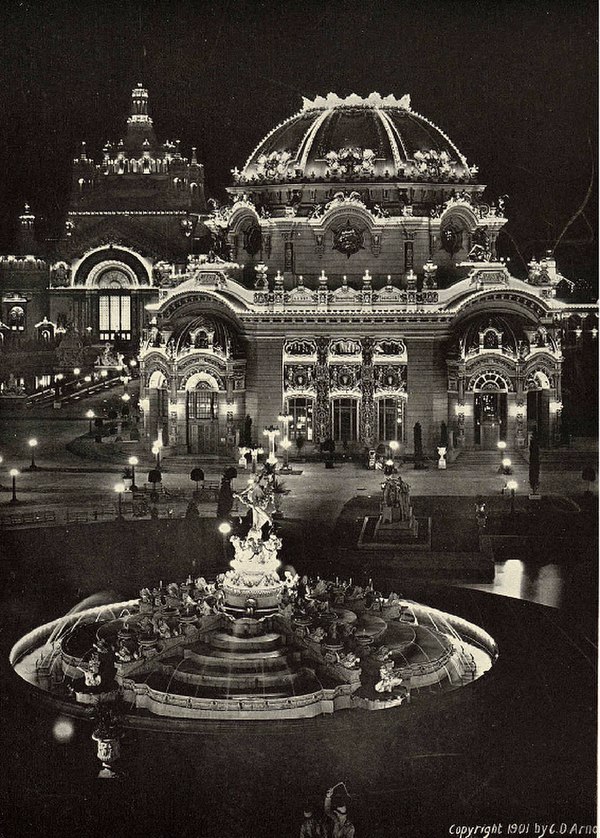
[467,370,514,392]
[254,150,293,181]
[176,347,228,368]
[177,354,227,373]
[288,281,317,305]
[330,364,361,392]
[331,280,361,304]
[324,148,376,178]
[283,365,316,392]
[373,339,407,360]
[284,338,317,358]
[179,366,225,390]
[373,365,407,393]
[465,355,516,377]
[329,338,362,358]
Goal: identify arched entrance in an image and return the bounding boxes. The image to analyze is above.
[147,370,169,445]
[470,371,510,450]
[185,372,221,455]
[526,370,551,446]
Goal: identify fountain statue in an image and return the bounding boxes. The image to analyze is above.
[10,463,498,723]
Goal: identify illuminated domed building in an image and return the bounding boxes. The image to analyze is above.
[0,86,595,455]
[138,91,594,456]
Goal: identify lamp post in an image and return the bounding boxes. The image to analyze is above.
[86,409,95,435]
[263,425,280,466]
[218,520,232,562]
[497,439,507,473]
[28,438,38,470]
[54,373,64,406]
[250,445,263,474]
[280,438,292,472]
[501,456,512,475]
[128,456,139,491]
[9,469,19,504]
[114,481,125,520]
[152,437,163,469]
[73,367,81,387]
[506,479,517,517]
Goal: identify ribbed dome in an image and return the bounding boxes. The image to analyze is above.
[236,92,478,185]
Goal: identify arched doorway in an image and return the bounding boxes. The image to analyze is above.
[147,370,169,445]
[470,371,510,449]
[185,373,221,455]
[526,370,551,446]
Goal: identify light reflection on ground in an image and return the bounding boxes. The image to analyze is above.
[461,560,564,608]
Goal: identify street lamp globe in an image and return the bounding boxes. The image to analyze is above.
[73,368,81,376]
[502,457,511,469]
[9,468,19,478]
[497,440,507,451]
[86,410,95,419]
[28,438,38,449]
[114,481,125,494]
[128,456,139,467]
[506,480,518,492]
[121,393,131,403]
[100,370,108,378]
[218,522,232,536]
[389,440,400,452]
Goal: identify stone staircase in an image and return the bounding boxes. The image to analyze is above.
[453,449,527,471]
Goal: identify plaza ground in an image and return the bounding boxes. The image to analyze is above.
[0,410,597,837]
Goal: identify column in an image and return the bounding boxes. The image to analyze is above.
[314,336,330,443]
[360,337,375,446]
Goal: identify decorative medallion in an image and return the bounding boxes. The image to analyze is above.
[332,220,365,258]
[324,147,376,178]
[255,150,292,181]
[243,226,262,256]
[440,223,463,256]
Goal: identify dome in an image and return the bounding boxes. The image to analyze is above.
[237,92,478,185]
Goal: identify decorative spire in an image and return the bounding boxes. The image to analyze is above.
[124,82,157,156]
[19,202,35,226]
[127,83,153,125]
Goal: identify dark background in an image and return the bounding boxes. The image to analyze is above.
[0,0,597,284]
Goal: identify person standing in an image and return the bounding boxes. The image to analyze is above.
[299,804,323,838]
[324,785,355,838]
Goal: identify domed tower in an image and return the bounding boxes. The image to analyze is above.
[221,92,500,286]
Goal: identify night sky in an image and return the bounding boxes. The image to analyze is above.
[0,0,597,282]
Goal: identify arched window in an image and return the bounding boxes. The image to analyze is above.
[8,306,25,331]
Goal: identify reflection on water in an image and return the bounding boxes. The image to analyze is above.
[462,561,564,609]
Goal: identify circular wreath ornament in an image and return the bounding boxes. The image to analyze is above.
[332,220,365,258]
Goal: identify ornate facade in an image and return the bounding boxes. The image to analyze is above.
[0,86,596,454]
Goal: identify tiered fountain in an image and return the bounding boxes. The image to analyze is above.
[11,467,498,722]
